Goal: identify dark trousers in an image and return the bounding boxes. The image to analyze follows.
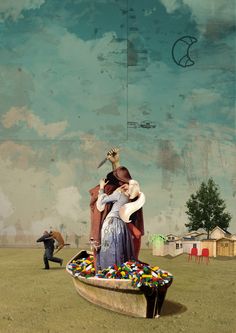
[43,248,62,269]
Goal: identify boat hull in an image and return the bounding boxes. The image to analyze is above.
[67,250,171,318]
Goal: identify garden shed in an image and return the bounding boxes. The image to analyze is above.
[200,239,217,257]
[216,238,236,256]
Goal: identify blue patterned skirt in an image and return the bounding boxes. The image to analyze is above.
[96,216,134,270]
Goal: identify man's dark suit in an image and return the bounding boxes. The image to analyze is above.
[37,232,62,269]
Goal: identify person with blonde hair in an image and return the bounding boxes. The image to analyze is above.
[95,178,145,270]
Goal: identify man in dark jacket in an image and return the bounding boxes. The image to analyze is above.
[36,230,63,269]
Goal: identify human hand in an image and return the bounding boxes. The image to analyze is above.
[106,147,120,164]
[89,238,101,251]
[120,183,128,191]
[99,178,109,189]
[120,183,129,196]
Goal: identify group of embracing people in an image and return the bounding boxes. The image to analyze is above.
[89,148,145,271]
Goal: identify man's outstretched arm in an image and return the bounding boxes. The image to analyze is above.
[36,235,47,242]
[106,147,120,170]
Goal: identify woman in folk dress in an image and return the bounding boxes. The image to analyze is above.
[96,178,145,270]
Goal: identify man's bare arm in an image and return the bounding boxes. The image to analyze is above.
[106,147,120,170]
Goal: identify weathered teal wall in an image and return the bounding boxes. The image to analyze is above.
[0,0,235,246]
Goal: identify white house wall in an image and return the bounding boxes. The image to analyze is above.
[182,240,202,255]
[168,242,183,257]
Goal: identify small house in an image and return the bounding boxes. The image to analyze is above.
[216,238,236,256]
[152,234,183,257]
[182,239,202,255]
[182,230,207,240]
[166,234,179,241]
[210,226,231,240]
[166,238,183,257]
[182,230,207,255]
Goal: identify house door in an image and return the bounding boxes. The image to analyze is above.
[216,241,233,256]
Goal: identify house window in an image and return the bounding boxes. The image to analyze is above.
[193,243,197,248]
[180,243,183,248]
[176,243,179,249]
[221,242,229,247]
[172,237,175,240]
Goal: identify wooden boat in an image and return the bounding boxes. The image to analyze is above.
[66,250,173,318]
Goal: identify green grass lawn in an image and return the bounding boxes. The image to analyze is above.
[0,248,235,333]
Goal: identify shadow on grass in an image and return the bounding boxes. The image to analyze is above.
[214,256,236,261]
[163,254,183,260]
[40,267,65,270]
[161,300,187,316]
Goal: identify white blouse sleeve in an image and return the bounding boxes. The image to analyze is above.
[96,190,120,212]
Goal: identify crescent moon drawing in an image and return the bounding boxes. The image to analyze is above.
[171,36,198,68]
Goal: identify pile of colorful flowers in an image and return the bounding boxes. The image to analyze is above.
[67,255,173,288]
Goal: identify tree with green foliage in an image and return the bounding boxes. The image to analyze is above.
[185,178,231,239]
